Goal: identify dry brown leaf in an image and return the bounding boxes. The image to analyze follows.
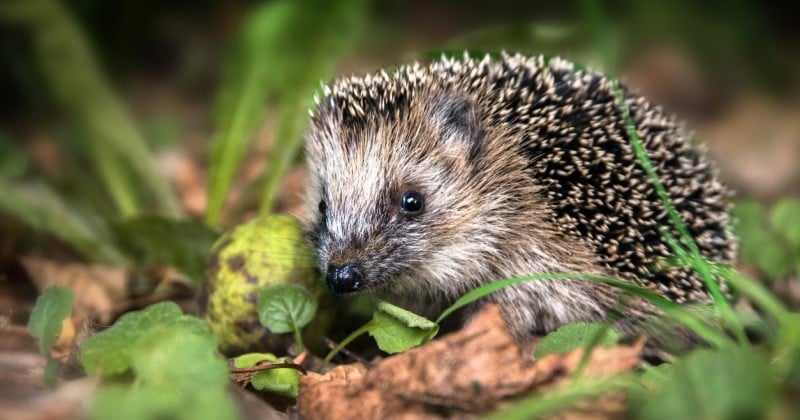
[20,256,128,325]
[298,304,642,419]
[52,317,76,356]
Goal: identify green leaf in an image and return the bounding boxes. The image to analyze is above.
[534,322,620,358]
[86,305,237,420]
[638,346,775,420]
[369,302,439,354]
[28,284,75,386]
[257,283,317,334]
[113,215,220,284]
[0,180,129,265]
[90,380,237,420]
[91,385,177,420]
[132,326,228,391]
[733,199,800,279]
[28,285,74,357]
[233,353,299,398]
[770,198,800,248]
[80,301,211,375]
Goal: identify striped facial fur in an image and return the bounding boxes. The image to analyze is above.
[302,53,735,339]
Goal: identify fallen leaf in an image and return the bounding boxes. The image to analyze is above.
[298,304,642,419]
[21,257,128,324]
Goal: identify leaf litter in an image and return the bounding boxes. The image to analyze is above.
[298,304,643,419]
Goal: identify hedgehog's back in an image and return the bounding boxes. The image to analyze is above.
[475,54,735,302]
[313,53,736,303]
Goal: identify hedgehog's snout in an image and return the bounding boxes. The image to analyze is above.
[326,263,365,294]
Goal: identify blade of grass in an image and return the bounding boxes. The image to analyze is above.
[257,0,367,215]
[258,94,311,215]
[576,0,741,343]
[658,225,746,342]
[206,0,366,225]
[0,0,181,217]
[718,266,789,322]
[435,273,730,348]
[205,0,292,226]
[611,79,743,343]
[571,299,626,386]
[486,375,633,420]
[322,319,382,368]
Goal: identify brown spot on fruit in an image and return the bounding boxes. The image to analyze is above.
[226,255,245,271]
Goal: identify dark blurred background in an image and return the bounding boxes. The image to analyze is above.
[1,0,798,204]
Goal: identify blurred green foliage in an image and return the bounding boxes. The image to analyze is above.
[1,1,799,417]
[28,285,74,386]
[0,0,181,218]
[81,302,237,420]
[207,0,367,226]
[0,0,366,287]
[634,346,779,419]
[734,199,800,280]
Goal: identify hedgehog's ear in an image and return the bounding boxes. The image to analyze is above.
[428,93,483,158]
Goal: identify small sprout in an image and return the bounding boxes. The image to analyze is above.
[257,283,318,352]
[323,301,438,366]
[28,285,74,357]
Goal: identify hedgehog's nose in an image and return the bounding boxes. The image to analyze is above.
[326,263,364,293]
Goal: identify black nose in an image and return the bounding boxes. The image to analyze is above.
[326,263,365,293]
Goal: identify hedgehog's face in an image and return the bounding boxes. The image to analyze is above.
[303,90,523,299]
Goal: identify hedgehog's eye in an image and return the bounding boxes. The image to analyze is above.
[318,199,327,215]
[399,191,424,215]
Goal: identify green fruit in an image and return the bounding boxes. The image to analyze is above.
[199,214,319,354]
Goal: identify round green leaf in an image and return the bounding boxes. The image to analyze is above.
[257,283,317,333]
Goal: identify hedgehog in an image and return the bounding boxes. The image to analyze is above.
[301,52,735,341]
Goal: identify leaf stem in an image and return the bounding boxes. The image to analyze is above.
[321,320,382,369]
